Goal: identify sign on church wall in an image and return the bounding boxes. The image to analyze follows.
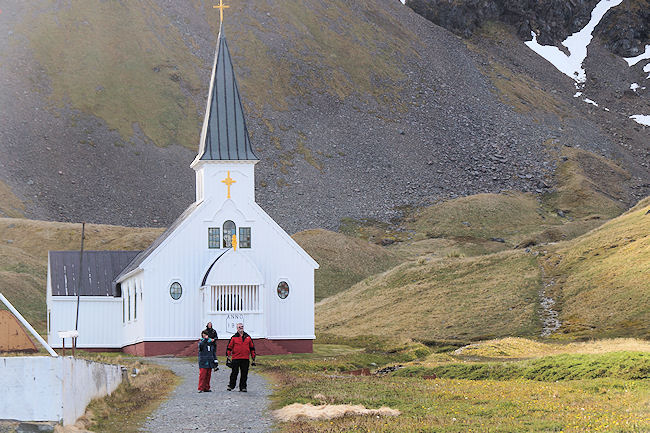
[226,314,244,333]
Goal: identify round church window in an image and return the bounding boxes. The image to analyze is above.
[170,282,182,300]
[277,281,289,299]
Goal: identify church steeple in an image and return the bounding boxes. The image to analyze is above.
[192,23,258,165]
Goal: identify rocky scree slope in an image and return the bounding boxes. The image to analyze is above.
[0,0,646,233]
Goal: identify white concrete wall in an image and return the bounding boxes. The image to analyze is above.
[0,356,122,425]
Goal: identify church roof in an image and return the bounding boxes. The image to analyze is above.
[193,25,258,163]
[49,251,141,297]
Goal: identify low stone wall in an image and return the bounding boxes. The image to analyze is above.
[0,356,123,425]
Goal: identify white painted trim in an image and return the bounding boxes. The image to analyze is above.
[51,296,121,303]
[136,201,206,270]
[0,292,59,357]
[116,267,143,284]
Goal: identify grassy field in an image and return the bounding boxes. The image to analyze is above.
[262,338,650,432]
[316,249,542,341]
[293,229,401,301]
[541,197,650,339]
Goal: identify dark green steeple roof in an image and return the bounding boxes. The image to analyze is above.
[196,25,258,161]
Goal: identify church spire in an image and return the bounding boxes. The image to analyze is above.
[193,16,258,164]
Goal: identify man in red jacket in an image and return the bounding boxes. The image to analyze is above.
[226,323,256,392]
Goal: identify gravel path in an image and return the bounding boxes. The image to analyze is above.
[140,357,274,433]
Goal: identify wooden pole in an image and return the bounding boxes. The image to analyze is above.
[74,222,86,354]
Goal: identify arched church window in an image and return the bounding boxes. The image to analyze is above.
[170,282,182,300]
[277,281,289,299]
[223,220,236,248]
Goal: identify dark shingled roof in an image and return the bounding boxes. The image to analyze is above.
[49,251,141,297]
[196,26,258,161]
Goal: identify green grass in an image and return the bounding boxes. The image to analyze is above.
[396,351,650,381]
[265,340,650,433]
[259,339,431,374]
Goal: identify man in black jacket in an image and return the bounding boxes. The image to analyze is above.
[203,322,218,370]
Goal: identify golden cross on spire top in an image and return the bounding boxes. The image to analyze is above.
[221,171,236,198]
[213,0,229,24]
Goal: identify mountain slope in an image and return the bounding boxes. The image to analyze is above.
[542,197,650,338]
[316,195,649,341]
[0,0,646,232]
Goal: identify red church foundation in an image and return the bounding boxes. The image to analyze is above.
[121,338,313,357]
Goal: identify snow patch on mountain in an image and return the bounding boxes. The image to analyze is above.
[524,0,623,84]
[629,115,650,126]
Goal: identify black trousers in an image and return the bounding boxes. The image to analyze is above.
[229,359,250,390]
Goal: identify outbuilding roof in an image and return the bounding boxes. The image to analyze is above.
[49,250,141,297]
[193,25,258,163]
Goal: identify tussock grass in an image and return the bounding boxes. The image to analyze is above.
[455,337,650,359]
[398,351,650,381]
[543,147,629,219]
[293,229,400,301]
[316,250,542,341]
[542,197,650,338]
[406,192,564,245]
[0,218,162,332]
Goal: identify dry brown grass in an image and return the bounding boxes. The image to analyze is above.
[542,196,650,338]
[81,354,179,433]
[316,249,542,342]
[293,229,401,301]
[544,147,629,220]
[453,337,650,360]
[406,192,564,245]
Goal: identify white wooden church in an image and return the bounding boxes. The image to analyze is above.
[46,24,319,356]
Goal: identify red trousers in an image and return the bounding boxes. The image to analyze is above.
[198,367,212,391]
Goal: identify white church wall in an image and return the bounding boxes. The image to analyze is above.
[127,161,316,346]
[122,275,146,346]
[249,217,316,339]
[0,356,122,425]
[48,297,122,348]
[196,161,256,204]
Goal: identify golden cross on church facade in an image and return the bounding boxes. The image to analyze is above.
[221,171,236,198]
[213,0,229,24]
